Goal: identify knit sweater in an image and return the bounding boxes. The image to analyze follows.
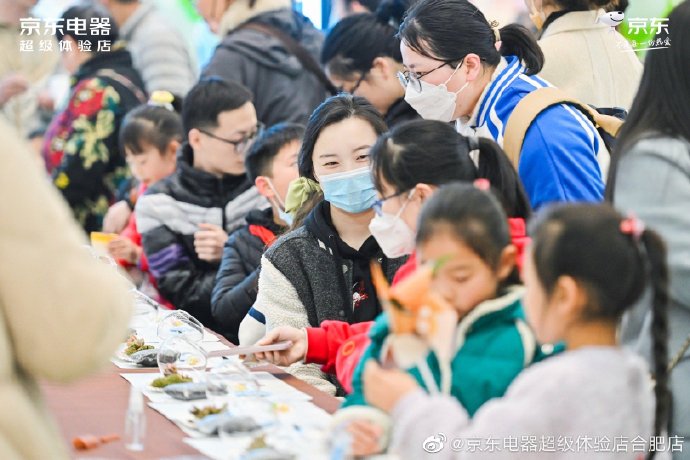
[389,347,664,460]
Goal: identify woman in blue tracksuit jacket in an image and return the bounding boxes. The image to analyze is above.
[397,0,605,210]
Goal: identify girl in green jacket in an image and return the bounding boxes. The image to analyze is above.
[339,183,557,455]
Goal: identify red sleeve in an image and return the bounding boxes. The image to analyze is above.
[334,332,371,394]
[117,212,146,270]
[305,320,373,373]
[391,252,417,286]
[302,254,415,389]
[508,218,530,274]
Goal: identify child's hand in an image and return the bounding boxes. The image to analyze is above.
[254,327,307,366]
[102,200,132,234]
[194,223,228,262]
[107,236,141,265]
[363,360,420,413]
[347,420,384,456]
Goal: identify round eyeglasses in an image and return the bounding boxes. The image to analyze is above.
[199,122,265,154]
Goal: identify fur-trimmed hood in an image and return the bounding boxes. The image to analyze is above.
[219,0,292,35]
[215,0,323,78]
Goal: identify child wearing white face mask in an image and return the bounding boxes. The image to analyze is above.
[253,119,532,393]
[211,123,303,344]
[239,95,408,396]
[397,0,608,211]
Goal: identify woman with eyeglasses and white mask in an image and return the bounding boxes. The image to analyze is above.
[398,0,607,210]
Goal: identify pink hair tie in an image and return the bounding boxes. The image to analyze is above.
[620,214,645,241]
[473,178,491,191]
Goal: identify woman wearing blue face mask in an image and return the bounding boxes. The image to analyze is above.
[398,0,607,210]
[238,94,408,396]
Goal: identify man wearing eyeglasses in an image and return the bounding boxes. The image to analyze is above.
[136,78,268,330]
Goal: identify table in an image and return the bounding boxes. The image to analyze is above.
[41,335,340,459]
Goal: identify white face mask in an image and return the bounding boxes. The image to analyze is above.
[404,62,469,123]
[369,190,417,258]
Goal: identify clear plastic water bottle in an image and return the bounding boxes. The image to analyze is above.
[330,425,353,460]
[124,387,146,451]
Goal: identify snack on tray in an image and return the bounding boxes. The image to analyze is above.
[151,373,192,388]
[124,334,154,356]
[191,404,228,419]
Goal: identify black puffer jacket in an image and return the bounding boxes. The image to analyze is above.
[136,144,267,329]
[211,208,284,344]
[202,7,327,126]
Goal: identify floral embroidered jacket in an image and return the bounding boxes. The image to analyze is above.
[43,47,145,232]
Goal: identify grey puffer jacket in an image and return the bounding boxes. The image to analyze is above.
[202,5,327,126]
[613,134,690,459]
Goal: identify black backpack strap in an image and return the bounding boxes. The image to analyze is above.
[233,21,337,96]
[95,69,147,105]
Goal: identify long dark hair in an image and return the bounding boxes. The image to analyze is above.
[606,0,690,200]
[292,94,387,227]
[530,204,670,459]
[417,183,520,286]
[399,0,544,75]
[371,119,531,219]
[322,0,411,76]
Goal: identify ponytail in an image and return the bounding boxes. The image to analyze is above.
[498,24,544,75]
[370,119,530,219]
[640,230,671,460]
[474,136,532,219]
[289,188,324,231]
[285,177,324,231]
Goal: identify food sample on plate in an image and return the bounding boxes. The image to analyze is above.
[124,334,154,356]
[190,404,228,419]
[151,373,193,388]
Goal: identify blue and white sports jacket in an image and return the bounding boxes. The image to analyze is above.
[463,56,606,210]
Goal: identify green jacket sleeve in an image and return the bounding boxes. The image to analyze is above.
[341,314,390,408]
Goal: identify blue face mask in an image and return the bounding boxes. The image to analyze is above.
[278,209,294,226]
[265,178,294,227]
[319,167,376,214]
